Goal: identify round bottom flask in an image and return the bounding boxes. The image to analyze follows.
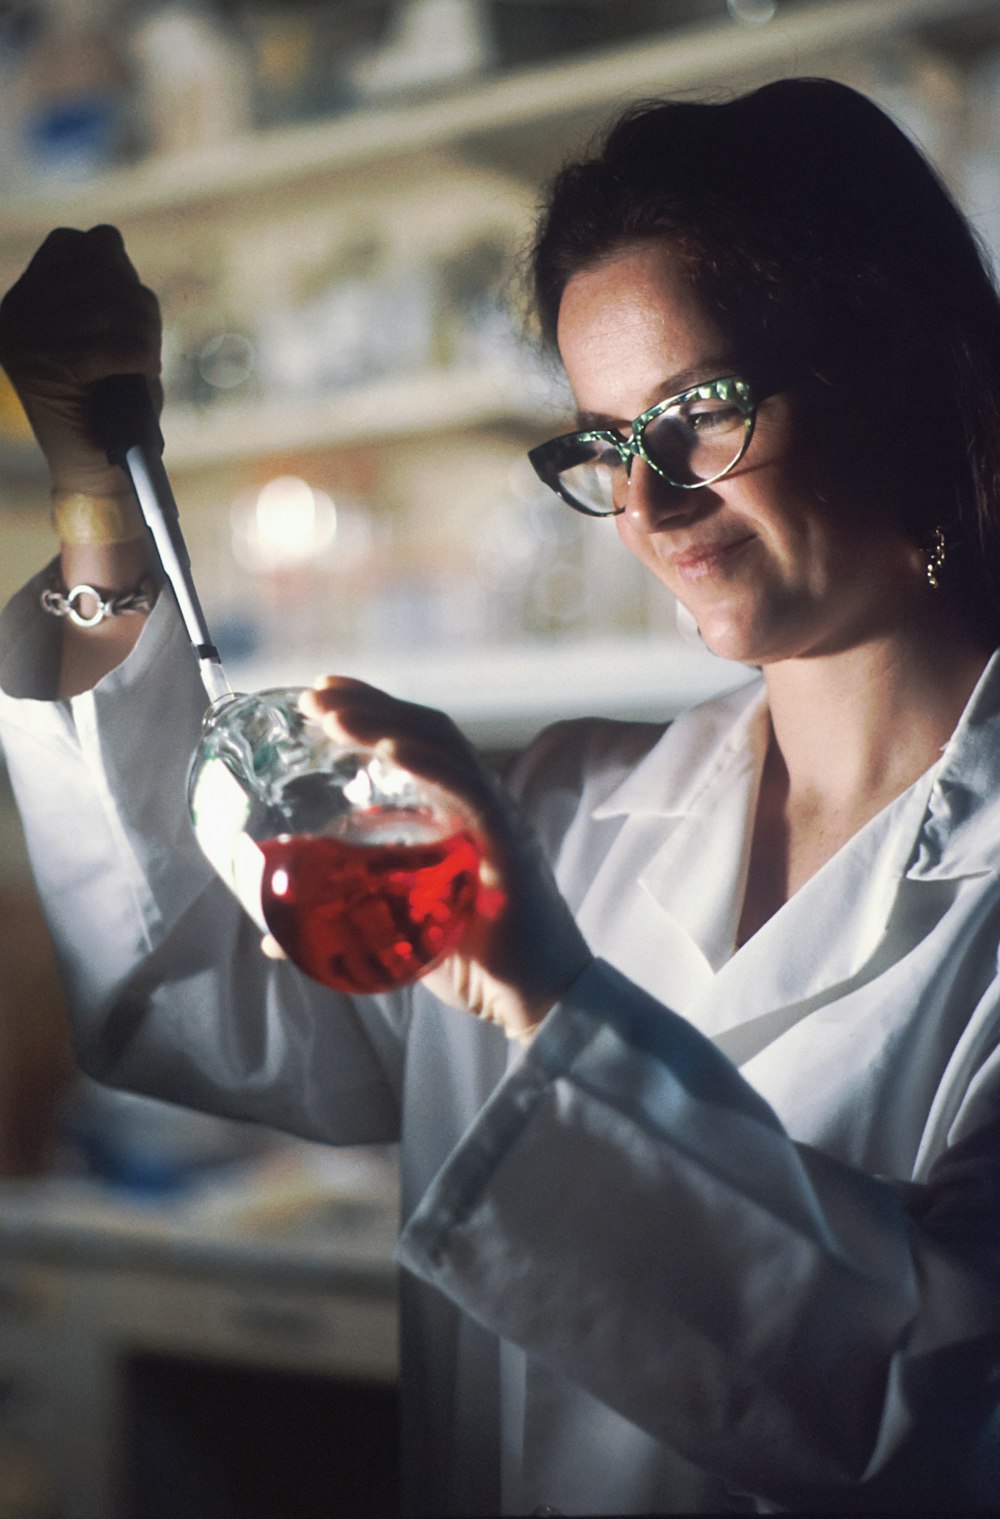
[188,688,483,994]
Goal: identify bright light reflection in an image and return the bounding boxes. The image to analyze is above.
[232,475,338,569]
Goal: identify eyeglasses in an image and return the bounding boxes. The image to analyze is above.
[528,373,767,518]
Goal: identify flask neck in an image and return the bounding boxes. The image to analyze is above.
[200,690,247,736]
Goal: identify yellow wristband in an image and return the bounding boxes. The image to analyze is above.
[51,490,145,546]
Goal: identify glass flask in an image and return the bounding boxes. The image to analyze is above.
[187,687,484,994]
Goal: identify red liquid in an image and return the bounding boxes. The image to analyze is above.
[260,817,482,994]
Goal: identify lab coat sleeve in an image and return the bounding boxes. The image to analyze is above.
[0,575,405,1145]
[397,957,1000,1510]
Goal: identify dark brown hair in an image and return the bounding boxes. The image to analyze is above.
[532,78,1000,644]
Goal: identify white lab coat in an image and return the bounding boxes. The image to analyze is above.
[2,572,1000,1515]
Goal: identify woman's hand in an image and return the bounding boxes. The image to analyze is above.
[294,677,593,1041]
[0,227,164,695]
[0,224,162,500]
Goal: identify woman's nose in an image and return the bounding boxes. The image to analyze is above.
[620,455,694,533]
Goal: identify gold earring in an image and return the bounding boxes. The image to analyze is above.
[925,526,946,590]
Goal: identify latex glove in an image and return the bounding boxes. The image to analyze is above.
[296,677,594,1041]
[0,225,162,499]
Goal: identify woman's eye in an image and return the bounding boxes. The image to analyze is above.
[686,404,742,431]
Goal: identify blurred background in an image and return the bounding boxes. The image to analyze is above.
[0,1,999,1514]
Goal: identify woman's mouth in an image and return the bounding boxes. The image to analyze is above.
[669,535,755,583]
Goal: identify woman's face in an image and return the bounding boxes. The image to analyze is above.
[555,241,924,666]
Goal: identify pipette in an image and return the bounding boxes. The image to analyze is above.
[88,373,232,705]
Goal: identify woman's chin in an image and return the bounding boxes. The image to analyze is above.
[691,616,763,666]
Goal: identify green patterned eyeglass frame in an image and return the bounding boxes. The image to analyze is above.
[527,373,765,518]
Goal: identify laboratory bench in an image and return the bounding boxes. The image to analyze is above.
[0,1134,401,1519]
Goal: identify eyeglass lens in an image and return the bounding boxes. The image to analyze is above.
[555,380,751,514]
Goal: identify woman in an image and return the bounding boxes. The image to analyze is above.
[2,78,1000,1514]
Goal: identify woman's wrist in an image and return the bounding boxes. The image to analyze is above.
[53,533,159,697]
[495,949,596,1045]
[42,573,157,629]
[51,486,145,548]
[59,534,155,597]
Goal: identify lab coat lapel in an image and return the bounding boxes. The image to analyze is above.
[687,764,940,1054]
[660,651,1000,1055]
[577,651,1000,1062]
[905,648,1000,885]
[634,736,762,977]
[576,677,769,1006]
[700,647,1000,1061]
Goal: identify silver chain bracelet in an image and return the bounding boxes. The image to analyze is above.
[40,580,156,629]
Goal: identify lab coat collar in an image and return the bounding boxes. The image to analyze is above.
[591,671,767,822]
[907,647,1000,883]
[590,647,1000,847]
[583,649,1000,1036]
[589,675,769,977]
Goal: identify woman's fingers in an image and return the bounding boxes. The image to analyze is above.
[300,678,501,828]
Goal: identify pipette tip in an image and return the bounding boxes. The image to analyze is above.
[199,658,233,705]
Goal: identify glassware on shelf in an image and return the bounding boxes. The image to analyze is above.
[188,687,484,994]
[350,0,494,100]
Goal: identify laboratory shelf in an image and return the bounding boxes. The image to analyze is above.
[161,364,554,471]
[231,633,758,751]
[0,0,990,237]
